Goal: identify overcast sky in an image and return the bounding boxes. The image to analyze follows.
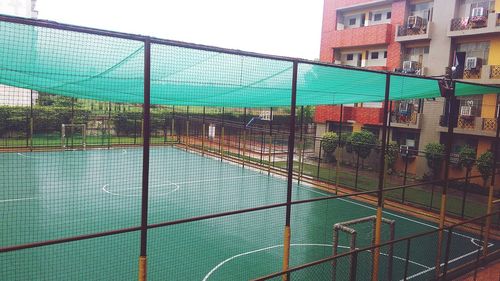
[37,0,324,60]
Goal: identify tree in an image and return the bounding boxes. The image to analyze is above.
[386,142,399,174]
[350,130,377,160]
[458,144,476,177]
[321,132,338,162]
[424,143,445,179]
[477,151,494,188]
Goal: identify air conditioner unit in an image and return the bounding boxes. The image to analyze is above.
[402,61,418,72]
[460,105,472,116]
[400,145,415,157]
[407,16,423,29]
[465,57,479,70]
[399,102,409,113]
[471,7,484,17]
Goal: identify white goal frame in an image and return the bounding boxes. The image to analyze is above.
[61,124,87,150]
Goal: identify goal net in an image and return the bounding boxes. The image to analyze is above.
[332,215,395,281]
[61,124,87,150]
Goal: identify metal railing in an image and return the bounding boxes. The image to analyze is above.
[450,15,488,31]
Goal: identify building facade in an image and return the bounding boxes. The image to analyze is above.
[316,0,500,183]
[0,0,38,106]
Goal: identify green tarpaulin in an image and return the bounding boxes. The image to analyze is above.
[0,19,498,107]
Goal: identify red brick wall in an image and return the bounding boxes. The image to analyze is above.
[386,0,407,70]
[330,24,391,49]
[315,106,382,125]
[352,107,384,125]
[320,0,408,68]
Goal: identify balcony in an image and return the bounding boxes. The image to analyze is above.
[457,65,500,84]
[395,22,432,42]
[448,13,500,37]
[438,115,498,136]
[390,111,422,129]
[331,24,391,48]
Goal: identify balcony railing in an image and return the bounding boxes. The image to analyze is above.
[463,68,482,79]
[397,25,427,36]
[482,118,497,131]
[450,15,488,31]
[395,23,432,42]
[391,111,418,125]
[490,65,500,79]
[457,115,475,129]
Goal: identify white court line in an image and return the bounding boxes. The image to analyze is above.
[0,197,35,203]
[17,153,41,159]
[102,182,180,197]
[402,243,493,281]
[202,243,430,281]
[101,175,261,197]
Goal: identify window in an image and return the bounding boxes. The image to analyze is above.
[386,12,392,19]
[349,18,356,26]
[371,52,379,59]
[392,130,420,149]
[328,122,353,134]
[470,1,494,17]
[346,54,354,61]
[383,51,387,58]
[458,96,482,116]
[373,13,382,21]
[457,41,490,65]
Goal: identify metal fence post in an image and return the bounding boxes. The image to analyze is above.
[268,107,273,175]
[335,104,343,194]
[483,95,500,256]
[202,107,206,156]
[372,73,391,281]
[138,37,151,281]
[281,60,298,281]
[29,89,34,151]
[442,227,453,279]
[435,80,456,277]
[107,101,111,149]
[403,239,411,281]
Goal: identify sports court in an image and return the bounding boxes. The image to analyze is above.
[1,147,496,280]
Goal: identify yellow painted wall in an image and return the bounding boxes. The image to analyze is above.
[352,123,363,132]
[488,38,500,65]
[481,94,497,118]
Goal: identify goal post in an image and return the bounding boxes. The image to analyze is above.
[332,215,395,281]
[61,124,87,150]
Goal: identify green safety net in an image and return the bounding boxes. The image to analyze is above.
[0,20,498,107]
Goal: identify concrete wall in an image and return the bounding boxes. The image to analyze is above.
[416,98,445,177]
[425,0,457,76]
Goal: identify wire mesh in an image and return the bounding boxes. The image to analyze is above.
[0,14,499,281]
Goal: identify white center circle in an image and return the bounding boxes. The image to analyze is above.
[102,181,180,197]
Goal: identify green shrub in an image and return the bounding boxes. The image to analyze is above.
[350,130,377,159]
[386,142,399,173]
[458,144,476,176]
[321,132,338,162]
[424,143,445,179]
[477,151,494,186]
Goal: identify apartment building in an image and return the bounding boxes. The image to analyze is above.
[316,0,500,180]
[0,0,38,106]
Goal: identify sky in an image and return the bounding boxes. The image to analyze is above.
[37,0,324,60]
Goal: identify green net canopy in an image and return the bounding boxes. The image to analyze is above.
[0,19,498,107]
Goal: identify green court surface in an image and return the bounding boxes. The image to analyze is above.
[0,147,496,280]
